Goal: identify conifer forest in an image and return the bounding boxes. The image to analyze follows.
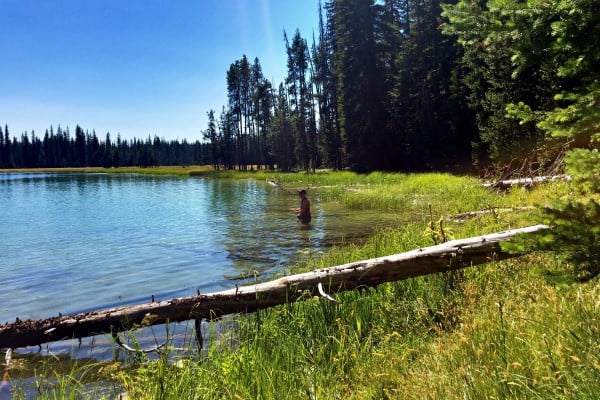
[2,0,598,173]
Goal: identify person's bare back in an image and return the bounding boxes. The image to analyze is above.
[295,189,311,224]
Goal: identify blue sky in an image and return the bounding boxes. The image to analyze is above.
[0,0,320,142]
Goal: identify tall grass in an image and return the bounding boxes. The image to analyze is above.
[118,216,598,399]
[9,171,598,399]
[124,268,596,400]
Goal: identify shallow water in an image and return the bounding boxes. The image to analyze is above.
[0,172,404,397]
[1,173,398,348]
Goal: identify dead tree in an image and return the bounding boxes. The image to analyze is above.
[483,175,572,189]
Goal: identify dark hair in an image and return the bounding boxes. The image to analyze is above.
[298,189,307,195]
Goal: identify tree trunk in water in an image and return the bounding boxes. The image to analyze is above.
[0,225,548,349]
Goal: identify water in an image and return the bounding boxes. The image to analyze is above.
[0,172,402,396]
[1,172,397,329]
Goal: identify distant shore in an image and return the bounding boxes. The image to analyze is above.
[0,165,215,176]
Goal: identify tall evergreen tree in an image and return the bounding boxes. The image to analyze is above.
[505,0,600,280]
[30,130,43,167]
[250,58,273,169]
[239,55,252,169]
[203,109,219,170]
[219,106,236,170]
[227,59,244,169]
[313,1,343,169]
[20,132,30,168]
[442,0,561,167]
[3,125,12,168]
[285,29,315,171]
[104,132,115,167]
[391,0,474,170]
[270,83,295,171]
[327,0,391,171]
[74,125,87,167]
[0,125,4,168]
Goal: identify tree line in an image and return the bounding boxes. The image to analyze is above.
[2,0,597,173]
[205,0,477,172]
[0,124,209,169]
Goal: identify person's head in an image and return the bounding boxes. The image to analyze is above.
[298,189,307,198]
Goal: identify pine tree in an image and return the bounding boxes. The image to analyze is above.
[0,125,4,168]
[442,0,561,167]
[203,109,219,170]
[328,0,390,171]
[489,0,600,280]
[313,1,342,169]
[284,29,313,171]
[3,125,12,168]
[390,0,474,170]
[250,58,273,169]
[219,107,236,170]
[227,59,244,169]
[270,83,295,171]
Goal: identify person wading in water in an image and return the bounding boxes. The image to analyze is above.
[294,189,311,224]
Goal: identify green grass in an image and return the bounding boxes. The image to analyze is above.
[8,170,598,399]
[114,226,599,399]
[196,169,556,217]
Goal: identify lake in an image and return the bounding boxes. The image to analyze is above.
[1,172,397,358]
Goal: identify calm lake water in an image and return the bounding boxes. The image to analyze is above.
[1,172,397,358]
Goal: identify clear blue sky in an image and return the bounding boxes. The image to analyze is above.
[0,0,320,142]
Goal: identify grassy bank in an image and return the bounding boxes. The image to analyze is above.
[0,165,214,176]
[8,170,599,399]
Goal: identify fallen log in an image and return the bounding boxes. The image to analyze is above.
[482,174,572,189]
[0,224,549,350]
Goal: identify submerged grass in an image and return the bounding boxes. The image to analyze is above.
[9,170,599,399]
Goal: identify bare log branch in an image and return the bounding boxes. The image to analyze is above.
[111,331,166,354]
[0,225,549,350]
[483,175,572,189]
[317,282,339,303]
